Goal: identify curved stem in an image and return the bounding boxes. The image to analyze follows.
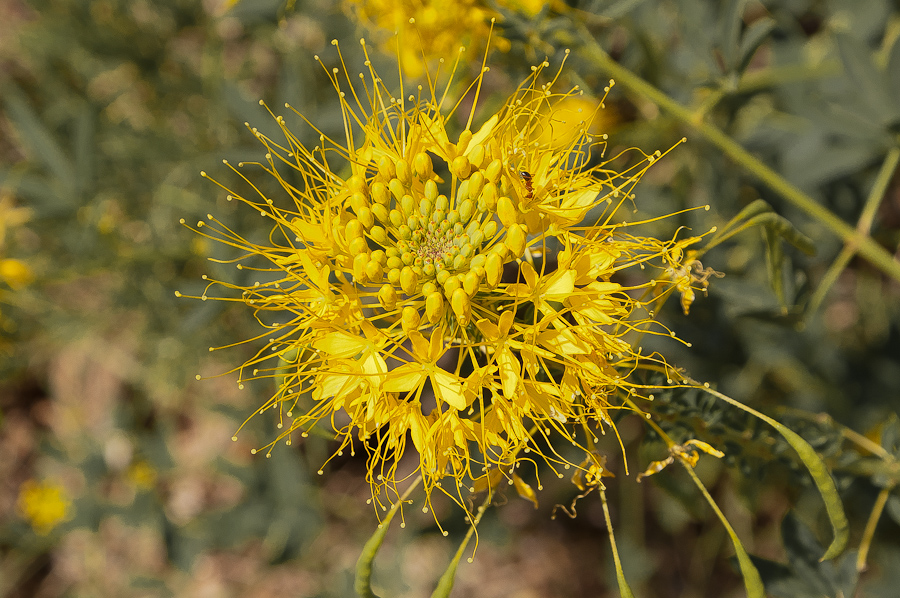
[576,29,900,283]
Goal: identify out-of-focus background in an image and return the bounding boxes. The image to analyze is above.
[2,0,900,596]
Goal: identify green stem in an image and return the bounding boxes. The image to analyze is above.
[806,148,900,318]
[577,30,900,283]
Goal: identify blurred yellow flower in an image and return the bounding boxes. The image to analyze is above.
[184,39,695,516]
[344,0,544,77]
[0,258,35,290]
[17,480,72,535]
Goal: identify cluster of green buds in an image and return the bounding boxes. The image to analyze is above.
[338,133,529,329]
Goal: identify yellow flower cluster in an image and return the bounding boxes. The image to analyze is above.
[17,479,72,535]
[182,40,694,515]
[344,0,544,77]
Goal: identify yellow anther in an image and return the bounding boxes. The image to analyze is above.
[378,284,397,309]
[400,266,418,295]
[401,306,420,332]
[452,155,472,179]
[450,287,471,324]
[365,260,383,281]
[468,144,485,169]
[497,196,517,227]
[353,253,369,281]
[396,158,412,186]
[485,252,503,287]
[425,292,444,323]
[463,270,482,295]
[414,152,434,180]
[506,224,526,257]
[378,156,396,180]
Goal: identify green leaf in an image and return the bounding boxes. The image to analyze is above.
[697,385,849,561]
[720,0,748,72]
[682,463,764,598]
[834,33,899,126]
[599,486,637,598]
[737,17,775,74]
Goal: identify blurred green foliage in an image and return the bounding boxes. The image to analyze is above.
[2,0,900,596]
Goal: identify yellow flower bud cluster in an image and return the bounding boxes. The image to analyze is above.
[186,41,697,515]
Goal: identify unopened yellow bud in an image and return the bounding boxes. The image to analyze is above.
[485,159,502,183]
[485,252,503,287]
[347,174,367,194]
[371,250,387,264]
[425,292,444,323]
[365,260,383,281]
[357,206,374,229]
[506,224,526,257]
[463,270,481,295]
[349,237,368,255]
[345,219,364,240]
[378,284,397,309]
[353,253,369,281]
[371,203,389,224]
[424,179,438,202]
[414,152,434,179]
[401,306,420,332]
[370,226,388,245]
[458,199,474,223]
[396,158,412,186]
[468,171,484,198]
[497,196,517,227]
[371,181,390,205]
[401,195,416,216]
[451,155,472,179]
[400,266,418,295]
[468,143,485,168]
[387,268,401,284]
[350,192,368,213]
[378,156,396,180]
[450,287,470,324]
[480,182,498,210]
[389,178,405,201]
[482,219,498,239]
[443,275,462,296]
[457,129,473,154]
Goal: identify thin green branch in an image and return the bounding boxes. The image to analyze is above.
[806,147,900,319]
[576,29,900,283]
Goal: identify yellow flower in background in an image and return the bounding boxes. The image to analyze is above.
[17,480,72,535]
[344,0,544,77]
[182,38,695,517]
[0,258,34,290]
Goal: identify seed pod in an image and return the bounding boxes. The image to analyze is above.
[396,158,412,187]
[401,306,420,332]
[425,292,444,323]
[378,284,397,309]
[400,266,418,295]
[450,287,470,324]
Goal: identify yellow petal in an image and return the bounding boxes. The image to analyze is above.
[432,370,467,410]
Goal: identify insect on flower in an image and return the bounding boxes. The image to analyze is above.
[518,169,534,199]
